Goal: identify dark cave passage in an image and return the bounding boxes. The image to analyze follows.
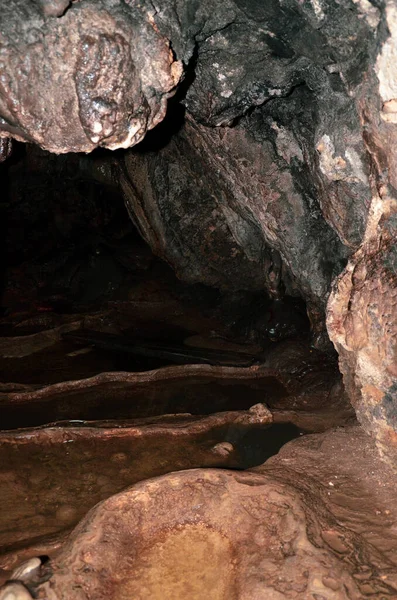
[0,142,347,569]
[0,141,315,395]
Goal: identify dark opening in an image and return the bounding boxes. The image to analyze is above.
[0,142,314,467]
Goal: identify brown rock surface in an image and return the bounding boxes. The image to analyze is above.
[1,426,392,599]
[28,454,397,599]
[0,407,273,576]
[325,2,397,458]
[0,1,181,153]
[2,1,397,596]
[261,425,397,569]
[324,0,397,458]
[0,339,353,431]
[327,228,397,460]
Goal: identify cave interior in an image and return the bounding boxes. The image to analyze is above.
[1,0,397,598]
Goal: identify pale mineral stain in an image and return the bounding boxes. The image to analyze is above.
[116,526,235,600]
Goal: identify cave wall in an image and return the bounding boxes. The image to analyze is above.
[120,0,379,341]
[327,0,397,460]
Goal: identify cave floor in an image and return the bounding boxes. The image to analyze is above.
[0,233,358,587]
[2,255,394,598]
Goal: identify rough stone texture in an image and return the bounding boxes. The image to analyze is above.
[119,0,381,342]
[327,220,397,460]
[0,0,388,348]
[1,0,397,455]
[0,408,272,568]
[261,426,397,570]
[3,426,397,598]
[122,114,349,312]
[0,138,12,163]
[326,1,397,459]
[0,0,378,299]
[0,0,182,152]
[121,121,272,293]
[179,0,374,251]
[28,460,397,599]
[3,5,397,595]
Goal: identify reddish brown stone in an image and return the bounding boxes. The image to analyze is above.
[327,223,397,460]
[0,407,272,574]
[0,339,352,431]
[324,9,397,460]
[22,461,396,599]
[0,1,182,153]
[0,426,392,599]
[262,425,397,567]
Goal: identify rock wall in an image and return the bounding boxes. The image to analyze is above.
[120,0,379,339]
[327,0,397,460]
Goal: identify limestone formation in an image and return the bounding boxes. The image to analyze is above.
[327,1,397,459]
[0,1,182,153]
[32,465,397,599]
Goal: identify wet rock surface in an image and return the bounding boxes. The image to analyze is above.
[16,435,397,600]
[326,0,397,459]
[1,427,395,599]
[0,0,378,316]
[0,172,356,593]
[0,408,277,568]
[0,336,351,431]
[0,182,356,596]
[261,425,397,569]
[328,225,397,461]
[117,0,378,325]
[1,0,393,451]
[122,115,349,311]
